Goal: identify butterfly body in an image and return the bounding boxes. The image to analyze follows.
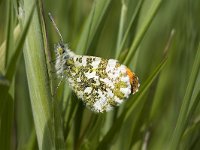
[55,44,139,113]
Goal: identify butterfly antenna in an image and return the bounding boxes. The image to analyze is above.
[48,12,64,43]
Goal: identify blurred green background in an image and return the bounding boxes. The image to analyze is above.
[0,0,200,150]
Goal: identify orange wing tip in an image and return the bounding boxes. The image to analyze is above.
[126,68,140,94]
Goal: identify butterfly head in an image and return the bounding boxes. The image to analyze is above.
[56,43,65,55]
[55,43,75,59]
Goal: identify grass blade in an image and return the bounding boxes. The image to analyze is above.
[22,0,56,149]
[5,0,14,68]
[76,0,112,54]
[181,113,200,150]
[116,0,144,59]
[169,43,200,150]
[115,0,128,57]
[38,1,65,149]
[6,5,35,81]
[123,0,162,64]
[187,90,200,125]
[0,24,21,74]
[0,93,13,150]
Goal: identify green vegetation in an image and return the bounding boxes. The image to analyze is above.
[0,0,200,149]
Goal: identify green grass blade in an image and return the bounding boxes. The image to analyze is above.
[0,2,14,149]
[180,115,200,150]
[187,90,200,124]
[5,0,14,68]
[169,44,200,150]
[38,1,65,149]
[0,92,13,150]
[116,0,144,59]
[115,0,128,57]
[81,114,105,149]
[22,0,56,149]
[123,0,162,64]
[73,103,84,149]
[97,57,167,149]
[5,5,35,82]
[15,61,37,150]
[76,0,112,54]
[63,94,78,141]
[0,75,9,120]
[0,24,21,74]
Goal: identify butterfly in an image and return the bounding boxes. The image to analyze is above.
[49,13,140,113]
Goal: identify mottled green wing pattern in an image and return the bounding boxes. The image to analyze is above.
[55,44,139,113]
[64,55,134,112]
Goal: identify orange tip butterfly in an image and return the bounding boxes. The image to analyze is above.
[49,13,140,113]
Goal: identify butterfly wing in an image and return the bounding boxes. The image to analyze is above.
[64,55,138,113]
